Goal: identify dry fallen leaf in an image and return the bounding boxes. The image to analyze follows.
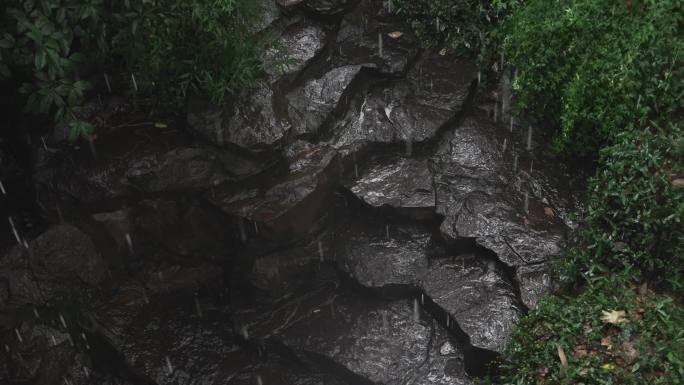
[633,307,645,320]
[579,368,589,377]
[557,345,568,377]
[439,47,448,56]
[387,31,403,39]
[601,310,628,325]
[601,363,616,370]
[672,178,684,189]
[601,336,613,349]
[574,345,589,358]
[544,207,555,217]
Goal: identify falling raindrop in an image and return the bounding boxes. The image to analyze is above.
[446,314,450,327]
[165,356,173,374]
[195,296,203,317]
[385,224,390,240]
[529,159,534,174]
[4,344,9,352]
[526,125,533,151]
[413,298,420,322]
[354,163,359,178]
[477,71,481,85]
[33,307,39,319]
[0,180,5,195]
[64,377,71,385]
[382,311,388,331]
[436,17,440,32]
[125,233,134,255]
[59,313,67,328]
[378,33,383,58]
[103,73,112,93]
[131,73,139,92]
[8,217,21,244]
[81,332,90,350]
[420,293,424,305]
[253,221,259,234]
[318,240,324,262]
[493,102,498,122]
[513,155,519,174]
[430,79,434,92]
[510,116,514,132]
[257,375,264,385]
[67,335,73,346]
[51,335,58,346]
[22,239,28,249]
[14,328,23,343]
[636,94,642,109]
[82,366,89,377]
[524,191,530,214]
[242,325,249,340]
[502,138,508,153]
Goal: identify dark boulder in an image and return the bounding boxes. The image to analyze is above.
[0,224,106,306]
[420,256,522,353]
[264,21,327,80]
[346,156,435,218]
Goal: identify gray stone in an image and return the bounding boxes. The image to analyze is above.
[516,262,555,309]
[420,257,522,353]
[264,21,327,79]
[287,65,364,136]
[348,156,435,212]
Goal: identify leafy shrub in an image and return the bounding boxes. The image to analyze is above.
[0,0,267,140]
[503,0,683,156]
[500,272,684,384]
[560,123,684,287]
[393,0,521,65]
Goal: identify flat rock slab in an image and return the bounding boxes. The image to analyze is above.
[264,21,327,80]
[332,214,432,288]
[287,65,364,137]
[206,141,338,242]
[274,289,472,385]
[420,257,522,353]
[347,156,435,212]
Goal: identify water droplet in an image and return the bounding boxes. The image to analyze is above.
[125,233,134,255]
[4,344,9,352]
[0,180,5,195]
[513,155,519,174]
[33,308,40,319]
[82,366,90,377]
[524,191,530,214]
[103,73,112,93]
[165,356,173,374]
[436,17,440,32]
[526,125,533,151]
[8,217,21,244]
[502,138,508,153]
[51,334,58,346]
[242,325,249,340]
[257,375,264,385]
[354,163,359,178]
[413,298,420,322]
[253,221,259,234]
[131,73,138,92]
[81,332,90,349]
[385,224,390,240]
[59,312,67,328]
[14,328,23,343]
[510,116,515,132]
[420,294,424,305]
[378,33,383,58]
[446,314,450,327]
[529,159,534,174]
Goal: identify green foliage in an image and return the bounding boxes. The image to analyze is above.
[393,0,521,65]
[560,123,684,288]
[110,0,265,105]
[503,0,683,157]
[500,272,684,384]
[0,0,267,140]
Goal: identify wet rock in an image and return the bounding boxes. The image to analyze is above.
[332,215,431,288]
[347,156,435,216]
[287,65,364,137]
[34,144,264,205]
[226,353,352,385]
[420,257,522,353]
[432,114,566,270]
[100,296,241,385]
[187,83,289,150]
[0,224,106,306]
[207,141,338,242]
[249,238,322,297]
[516,263,555,309]
[146,264,223,293]
[91,199,236,263]
[331,54,476,158]
[335,1,419,75]
[275,290,472,385]
[250,0,281,33]
[264,21,327,80]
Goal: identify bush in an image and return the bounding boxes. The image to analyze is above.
[0,0,266,140]
[393,0,521,65]
[503,0,683,157]
[500,272,684,384]
[560,123,684,287]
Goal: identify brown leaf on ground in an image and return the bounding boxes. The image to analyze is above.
[544,207,555,217]
[574,345,589,358]
[557,345,568,377]
[671,178,684,189]
[387,31,403,39]
[601,336,613,349]
[633,307,645,320]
